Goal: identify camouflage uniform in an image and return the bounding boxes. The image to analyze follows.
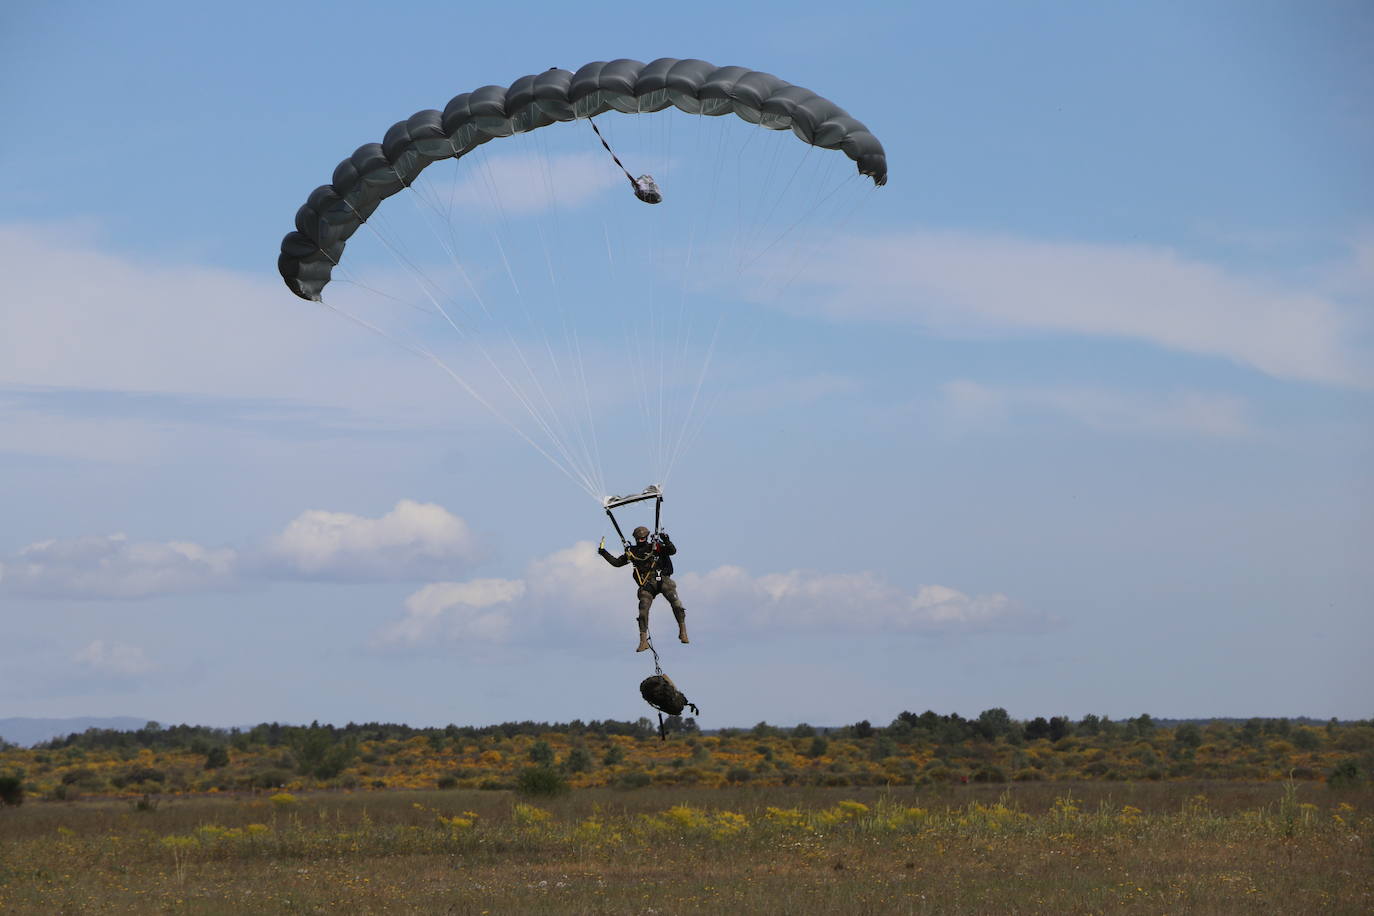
[599,533,687,643]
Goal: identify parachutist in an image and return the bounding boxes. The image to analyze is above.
[599,525,688,650]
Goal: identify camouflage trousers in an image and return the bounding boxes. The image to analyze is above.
[637,576,685,629]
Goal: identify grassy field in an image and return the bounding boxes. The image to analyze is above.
[1,781,1369,913]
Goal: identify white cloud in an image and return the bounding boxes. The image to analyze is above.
[375,540,1045,648]
[754,231,1373,389]
[685,566,1031,632]
[73,640,153,677]
[0,222,471,426]
[374,578,526,645]
[0,534,237,599]
[940,379,1255,438]
[262,499,480,581]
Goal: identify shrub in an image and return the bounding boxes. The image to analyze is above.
[528,740,555,766]
[246,768,292,790]
[1,776,27,806]
[563,746,593,773]
[726,767,753,784]
[436,775,459,790]
[61,767,99,786]
[515,766,569,797]
[1328,758,1363,789]
[204,746,230,770]
[971,765,1007,783]
[615,770,652,789]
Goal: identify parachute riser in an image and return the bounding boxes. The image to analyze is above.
[603,485,664,549]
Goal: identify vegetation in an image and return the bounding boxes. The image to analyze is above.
[0,781,1367,912]
[2,713,1370,912]
[2,712,1369,799]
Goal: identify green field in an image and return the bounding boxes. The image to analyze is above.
[2,781,1368,913]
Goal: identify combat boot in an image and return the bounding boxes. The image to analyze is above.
[636,631,651,652]
[675,611,689,644]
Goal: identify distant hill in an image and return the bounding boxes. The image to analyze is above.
[0,716,150,747]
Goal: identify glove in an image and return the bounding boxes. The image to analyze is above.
[658,531,671,542]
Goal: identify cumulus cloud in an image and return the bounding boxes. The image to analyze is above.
[262,499,481,581]
[940,380,1255,438]
[374,578,527,645]
[375,540,1046,648]
[73,640,153,677]
[0,533,236,599]
[0,222,510,431]
[751,231,1373,389]
[0,499,485,596]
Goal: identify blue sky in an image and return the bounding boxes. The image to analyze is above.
[1,0,1370,732]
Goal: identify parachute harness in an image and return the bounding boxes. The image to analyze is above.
[589,118,662,204]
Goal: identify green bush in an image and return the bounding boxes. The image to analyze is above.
[970,765,1007,783]
[1327,758,1363,789]
[528,740,555,766]
[515,766,569,797]
[1,776,26,806]
[615,770,652,789]
[563,746,593,773]
[245,768,293,790]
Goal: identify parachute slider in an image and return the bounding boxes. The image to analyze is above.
[603,484,662,510]
[603,485,662,550]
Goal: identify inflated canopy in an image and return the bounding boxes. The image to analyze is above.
[277,58,887,301]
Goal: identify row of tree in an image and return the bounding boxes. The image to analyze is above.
[30,712,1369,754]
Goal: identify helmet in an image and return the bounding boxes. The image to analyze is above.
[632,526,650,541]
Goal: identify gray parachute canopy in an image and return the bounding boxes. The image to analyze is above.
[277,58,887,301]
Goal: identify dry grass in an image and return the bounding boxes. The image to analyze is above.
[1,781,1369,913]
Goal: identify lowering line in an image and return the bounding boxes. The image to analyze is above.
[589,118,663,204]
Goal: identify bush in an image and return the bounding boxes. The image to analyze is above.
[245,768,293,790]
[615,770,652,789]
[1328,758,1363,789]
[528,740,555,766]
[726,767,753,784]
[563,746,593,773]
[436,775,459,789]
[61,767,99,786]
[1,776,26,806]
[515,766,569,797]
[970,765,1007,783]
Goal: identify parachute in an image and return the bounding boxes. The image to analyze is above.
[279,58,886,302]
[276,58,886,507]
